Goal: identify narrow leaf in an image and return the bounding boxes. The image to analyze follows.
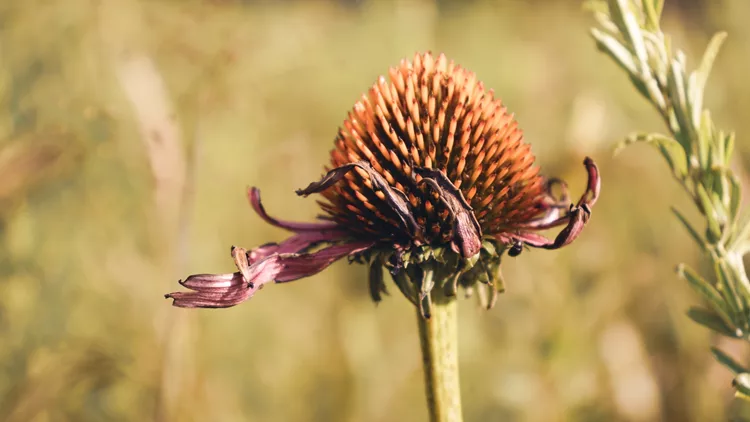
[671,207,706,251]
[714,259,744,328]
[622,3,648,66]
[642,0,660,31]
[591,28,638,75]
[712,347,748,375]
[692,32,728,126]
[616,132,686,175]
[686,307,737,338]
[679,264,735,329]
[696,183,722,243]
[725,132,735,167]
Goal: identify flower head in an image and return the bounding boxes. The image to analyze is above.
[166,52,600,315]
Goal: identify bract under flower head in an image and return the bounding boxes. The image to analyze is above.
[166,52,600,314]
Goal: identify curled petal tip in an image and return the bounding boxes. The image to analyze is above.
[248,185,339,232]
[580,157,601,207]
[505,157,600,252]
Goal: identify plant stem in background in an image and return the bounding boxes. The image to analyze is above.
[588,0,750,400]
[418,287,462,422]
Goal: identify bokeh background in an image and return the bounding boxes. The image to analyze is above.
[2,0,750,421]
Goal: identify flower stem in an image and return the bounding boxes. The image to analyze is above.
[417,286,463,422]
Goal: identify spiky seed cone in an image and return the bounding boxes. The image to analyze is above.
[318,52,546,247]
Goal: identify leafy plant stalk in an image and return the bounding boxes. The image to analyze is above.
[588,0,750,399]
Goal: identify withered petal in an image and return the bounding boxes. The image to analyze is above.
[503,157,600,251]
[166,272,258,308]
[247,229,349,264]
[517,157,600,230]
[368,261,386,303]
[274,240,375,282]
[178,272,244,292]
[414,167,482,258]
[248,187,340,232]
[166,240,375,308]
[295,163,363,197]
[296,160,421,238]
[577,157,600,208]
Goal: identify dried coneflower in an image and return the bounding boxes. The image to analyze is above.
[165,52,600,421]
[166,51,599,313]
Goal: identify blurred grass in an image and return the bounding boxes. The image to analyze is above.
[1,0,750,421]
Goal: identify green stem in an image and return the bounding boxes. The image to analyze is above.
[417,287,463,422]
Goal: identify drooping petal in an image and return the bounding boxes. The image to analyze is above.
[246,229,349,264]
[274,240,375,282]
[166,254,285,308]
[368,260,387,303]
[166,240,375,308]
[577,157,601,207]
[414,167,482,258]
[248,187,340,232]
[166,273,257,308]
[499,157,601,251]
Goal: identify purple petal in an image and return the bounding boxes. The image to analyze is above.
[166,272,256,308]
[506,232,553,248]
[246,229,348,264]
[166,241,375,308]
[499,158,600,252]
[166,289,253,309]
[179,272,244,292]
[275,241,375,282]
[248,187,340,232]
[166,256,284,308]
[577,157,601,207]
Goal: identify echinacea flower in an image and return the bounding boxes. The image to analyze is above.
[166,52,600,316]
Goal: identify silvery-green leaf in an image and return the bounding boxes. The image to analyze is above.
[724,132,735,167]
[730,213,750,252]
[671,207,706,251]
[644,77,667,110]
[667,61,696,152]
[729,174,742,228]
[591,28,638,75]
[594,11,620,34]
[712,347,748,375]
[695,184,722,243]
[615,132,686,174]
[693,32,727,124]
[606,0,630,41]
[642,0,663,31]
[618,0,648,65]
[714,259,744,327]
[687,71,701,129]
[687,307,737,338]
[679,264,735,328]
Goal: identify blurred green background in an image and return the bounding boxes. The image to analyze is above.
[2,0,750,420]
